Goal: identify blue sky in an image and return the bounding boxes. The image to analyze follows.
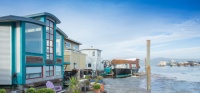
[1,0,200,60]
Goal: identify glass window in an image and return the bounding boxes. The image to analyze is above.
[56,32,62,56]
[66,42,71,48]
[46,66,54,77]
[34,17,43,22]
[93,51,95,56]
[73,45,79,50]
[46,19,54,60]
[50,28,53,34]
[55,66,62,75]
[88,63,91,67]
[26,67,42,79]
[46,20,50,26]
[25,23,43,53]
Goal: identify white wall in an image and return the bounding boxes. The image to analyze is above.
[0,25,12,85]
[81,49,102,71]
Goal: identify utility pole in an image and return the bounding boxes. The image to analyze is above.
[146,40,151,90]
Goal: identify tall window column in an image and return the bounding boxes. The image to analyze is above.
[46,19,54,60]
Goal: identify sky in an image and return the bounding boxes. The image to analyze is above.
[0,0,200,60]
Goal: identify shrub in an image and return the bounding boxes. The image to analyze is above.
[85,75,91,80]
[37,88,46,93]
[93,83,101,90]
[46,88,55,93]
[26,88,37,93]
[0,89,6,93]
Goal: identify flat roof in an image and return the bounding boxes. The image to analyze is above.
[0,15,46,25]
[25,12,61,24]
[81,49,102,51]
[65,38,82,45]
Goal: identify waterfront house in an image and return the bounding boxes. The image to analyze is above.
[0,12,67,86]
[64,38,86,71]
[80,47,103,71]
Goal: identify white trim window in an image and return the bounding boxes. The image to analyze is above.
[66,42,71,48]
[26,67,42,79]
[73,45,79,50]
[55,66,62,75]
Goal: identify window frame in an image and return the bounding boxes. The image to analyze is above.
[25,22,43,53]
[66,42,71,48]
[46,19,54,60]
[88,63,92,67]
[46,66,54,77]
[26,66,43,80]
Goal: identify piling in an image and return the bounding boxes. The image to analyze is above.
[146,40,151,90]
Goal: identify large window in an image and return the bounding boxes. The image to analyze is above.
[46,66,54,77]
[25,23,43,53]
[55,66,62,75]
[26,67,42,79]
[56,32,62,56]
[46,19,54,60]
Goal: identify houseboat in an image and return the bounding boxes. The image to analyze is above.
[111,59,140,78]
[0,12,69,87]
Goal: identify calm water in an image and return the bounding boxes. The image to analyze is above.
[151,66,200,82]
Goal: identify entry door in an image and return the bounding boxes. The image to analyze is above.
[0,25,12,85]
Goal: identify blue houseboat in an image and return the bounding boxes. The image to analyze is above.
[0,12,68,86]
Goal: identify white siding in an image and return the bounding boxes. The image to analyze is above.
[0,25,12,85]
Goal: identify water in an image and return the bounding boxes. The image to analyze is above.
[104,66,200,93]
[151,66,200,82]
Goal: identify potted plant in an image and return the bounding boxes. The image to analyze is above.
[93,83,101,93]
[67,77,81,93]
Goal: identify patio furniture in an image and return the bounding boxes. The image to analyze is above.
[46,81,62,92]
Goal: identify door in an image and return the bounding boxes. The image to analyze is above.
[0,25,12,85]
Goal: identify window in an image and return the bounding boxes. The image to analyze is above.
[34,17,43,22]
[55,66,62,75]
[93,51,95,56]
[73,45,79,50]
[88,63,91,67]
[25,23,43,53]
[66,42,71,48]
[46,19,54,60]
[46,66,54,77]
[56,32,62,56]
[26,67,42,79]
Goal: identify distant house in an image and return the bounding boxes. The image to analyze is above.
[80,48,103,71]
[0,12,68,86]
[64,38,86,71]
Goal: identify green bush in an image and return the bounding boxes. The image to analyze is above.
[46,88,55,93]
[0,89,6,93]
[85,75,91,80]
[93,83,101,90]
[37,88,46,93]
[26,88,37,93]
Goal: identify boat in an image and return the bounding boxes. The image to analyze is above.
[111,59,140,78]
[157,61,167,67]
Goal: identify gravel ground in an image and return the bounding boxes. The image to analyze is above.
[104,74,200,93]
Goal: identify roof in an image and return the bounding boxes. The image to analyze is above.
[65,38,82,45]
[111,59,139,64]
[56,27,68,39]
[81,49,102,51]
[25,12,61,24]
[0,15,46,25]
